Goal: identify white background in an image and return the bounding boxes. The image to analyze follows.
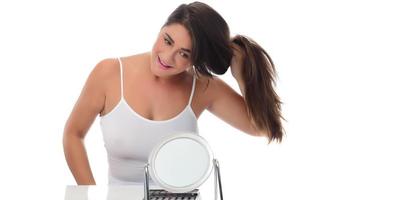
[1,0,401,199]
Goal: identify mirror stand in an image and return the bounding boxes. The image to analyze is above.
[213,159,224,200]
[143,159,224,200]
[144,163,150,200]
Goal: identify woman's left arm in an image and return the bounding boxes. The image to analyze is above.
[206,43,264,137]
[207,77,262,137]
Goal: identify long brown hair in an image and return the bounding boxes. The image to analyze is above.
[163,2,285,143]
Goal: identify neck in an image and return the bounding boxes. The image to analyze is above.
[152,72,188,85]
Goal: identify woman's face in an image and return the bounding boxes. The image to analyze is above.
[150,23,193,78]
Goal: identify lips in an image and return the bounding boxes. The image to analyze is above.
[157,56,173,68]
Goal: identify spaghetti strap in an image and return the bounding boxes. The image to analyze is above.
[117,57,124,100]
[188,72,196,105]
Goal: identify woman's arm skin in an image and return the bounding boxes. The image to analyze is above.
[207,77,262,137]
[63,58,114,185]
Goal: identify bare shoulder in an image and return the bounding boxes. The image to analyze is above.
[90,57,123,101]
[202,75,232,94]
[72,58,116,102]
[90,57,120,82]
[85,57,128,94]
[195,74,235,109]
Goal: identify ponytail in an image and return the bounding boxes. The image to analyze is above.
[162,1,285,143]
[231,35,285,143]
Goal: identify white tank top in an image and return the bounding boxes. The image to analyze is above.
[100,57,199,185]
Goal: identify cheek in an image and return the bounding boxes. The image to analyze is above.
[176,57,192,68]
[152,37,164,52]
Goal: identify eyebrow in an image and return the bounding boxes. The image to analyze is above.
[165,33,192,53]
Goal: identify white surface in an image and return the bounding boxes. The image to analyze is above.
[0,0,401,200]
[64,185,201,200]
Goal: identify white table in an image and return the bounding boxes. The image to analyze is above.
[64,185,202,200]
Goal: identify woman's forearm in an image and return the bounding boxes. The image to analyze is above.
[63,133,96,185]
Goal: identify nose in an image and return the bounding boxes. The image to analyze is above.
[162,51,176,66]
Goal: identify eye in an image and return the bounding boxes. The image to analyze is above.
[180,51,189,59]
[164,38,172,45]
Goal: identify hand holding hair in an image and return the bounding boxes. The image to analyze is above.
[229,41,245,82]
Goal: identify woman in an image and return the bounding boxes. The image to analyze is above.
[63,1,284,185]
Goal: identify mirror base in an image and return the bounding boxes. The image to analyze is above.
[143,159,224,200]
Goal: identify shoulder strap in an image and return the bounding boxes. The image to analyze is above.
[188,71,196,105]
[117,57,124,99]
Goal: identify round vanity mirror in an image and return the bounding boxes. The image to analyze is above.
[148,133,214,193]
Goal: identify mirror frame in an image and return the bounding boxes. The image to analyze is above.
[148,133,214,193]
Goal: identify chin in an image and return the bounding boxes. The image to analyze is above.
[150,62,170,78]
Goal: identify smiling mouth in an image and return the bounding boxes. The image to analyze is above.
[158,56,173,68]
